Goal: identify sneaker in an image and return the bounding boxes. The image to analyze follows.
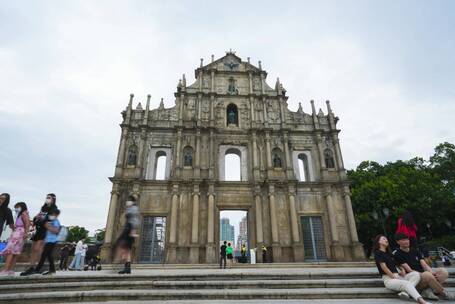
[440,290,455,300]
[41,271,56,276]
[422,289,439,301]
[19,267,35,276]
[398,291,410,300]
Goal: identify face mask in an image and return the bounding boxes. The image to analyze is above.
[14,208,21,213]
[46,198,52,204]
[126,201,133,207]
[49,215,56,220]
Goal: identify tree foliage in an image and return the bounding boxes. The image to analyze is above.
[67,226,90,243]
[348,142,455,254]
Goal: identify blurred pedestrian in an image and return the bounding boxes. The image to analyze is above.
[0,202,30,275]
[115,196,139,274]
[396,210,418,248]
[220,241,227,269]
[21,193,58,276]
[69,240,84,270]
[59,244,71,271]
[0,193,14,240]
[30,208,62,275]
[226,242,234,269]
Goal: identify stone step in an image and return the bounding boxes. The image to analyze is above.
[0,287,403,303]
[0,272,380,285]
[1,278,454,294]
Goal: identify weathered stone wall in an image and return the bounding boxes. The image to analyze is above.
[101,52,365,264]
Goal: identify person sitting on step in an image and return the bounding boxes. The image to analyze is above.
[373,234,432,304]
[393,233,454,301]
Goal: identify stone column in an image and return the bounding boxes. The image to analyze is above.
[137,129,147,177]
[208,130,214,179]
[104,188,119,245]
[175,129,182,178]
[209,95,215,126]
[262,98,268,125]
[332,134,345,170]
[269,189,279,243]
[101,186,119,263]
[250,97,255,127]
[252,131,260,180]
[343,186,365,260]
[288,186,304,261]
[265,131,272,169]
[289,194,300,243]
[210,70,215,92]
[167,185,179,263]
[254,188,263,244]
[189,185,200,263]
[282,132,293,178]
[268,184,281,262]
[325,187,344,261]
[115,128,128,175]
[194,129,201,178]
[206,184,216,263]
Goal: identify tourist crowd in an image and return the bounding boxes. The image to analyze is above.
[0,193,102,276]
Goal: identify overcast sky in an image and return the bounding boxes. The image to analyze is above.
[1,1,454,234]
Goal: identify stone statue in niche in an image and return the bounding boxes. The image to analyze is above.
[227,108,237,124]
[272,153,282,168]
[184,151,193,166]
[227,77,239,95]
[127,145,138,166]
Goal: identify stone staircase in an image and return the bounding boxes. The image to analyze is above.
[0,265,453,303]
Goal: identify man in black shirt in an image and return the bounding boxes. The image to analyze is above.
[393,233,454,301]
[220,241,227,269]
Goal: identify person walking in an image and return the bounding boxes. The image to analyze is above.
[226,242,234,269]
[241,244,247,263]
[69,240,84,270]
[262,245,267,263]
[21,193,58,276]
[59,244,70,271]
[30,209,62,275]
[220,241,227,269]
[115,196,139,274]
[0,193,14,240]
[396,210,418,248]
[373,234,431,304]
[0,202,30,275]
[81,243,88,269]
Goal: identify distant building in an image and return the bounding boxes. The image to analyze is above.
[220,218,235,246]
[236,216,248,252]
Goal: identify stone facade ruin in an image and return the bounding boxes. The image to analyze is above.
[101,51,365,264]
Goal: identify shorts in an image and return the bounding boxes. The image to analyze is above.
[31,227,47,241]
[227,253,233,260]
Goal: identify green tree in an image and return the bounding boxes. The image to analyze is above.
[67,226,89,243]
[95,228,105,243]
[348,143,455,256]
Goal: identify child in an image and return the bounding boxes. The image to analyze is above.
[32,209,61,275]
[0,202,30,276]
